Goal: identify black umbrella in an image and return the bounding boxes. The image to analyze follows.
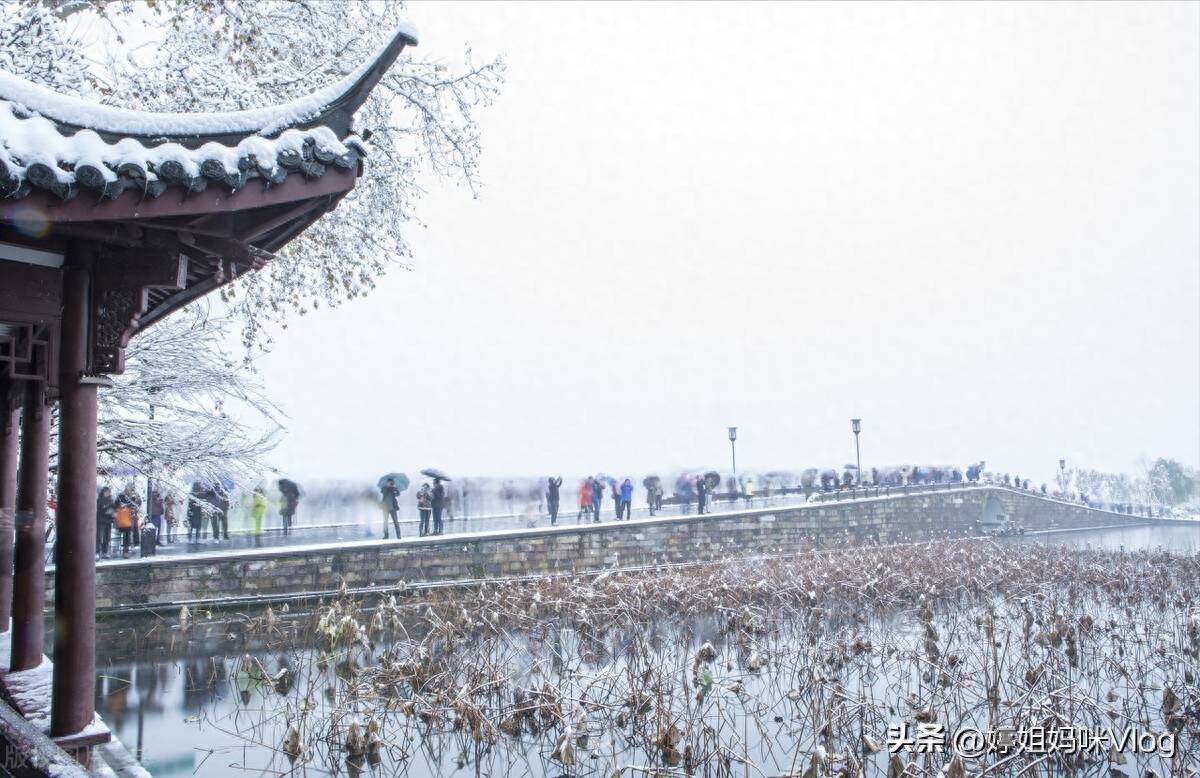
[704,471,721,488]
[277,479,302,499]
[420,467,451,481]
[642,475,661,489]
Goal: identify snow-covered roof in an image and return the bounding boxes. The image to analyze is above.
[0,23,417,202]
[0,102,366,200]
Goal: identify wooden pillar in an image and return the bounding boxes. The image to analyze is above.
[51,248,97,737]
[10,382,49,671]
[0,392,19,633]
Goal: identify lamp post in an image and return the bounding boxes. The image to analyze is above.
[727,427,738,477]
[145,385,161,526]
[851,418,862,486]
[1058,458,1066,494]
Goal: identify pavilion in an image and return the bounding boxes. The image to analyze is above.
[0,23,416,766]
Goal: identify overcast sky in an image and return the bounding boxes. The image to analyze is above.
[247,1,1199,485]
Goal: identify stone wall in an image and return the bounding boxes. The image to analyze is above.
[49,486,1155,610]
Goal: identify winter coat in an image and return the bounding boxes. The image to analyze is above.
[620,481,633,502]
[115,493,140,529]
[381,485,400,511]
[579,480,593,507]
[96,493,116,525]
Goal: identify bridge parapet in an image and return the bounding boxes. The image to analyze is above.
[51,486,1175,613]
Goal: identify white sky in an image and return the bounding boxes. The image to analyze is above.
[247,1,1199,484]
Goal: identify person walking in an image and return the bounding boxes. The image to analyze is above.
[619,478,633,520]
[148,486,165,548]
[647,481,660,517]
[251,486,267,547]
[416,483,432,536]
[186,481,205,543]
[380,478,401,539]
[96,486,115,558]
[695,475,707,515]
[591,477,603,524]
[279,494,295,536]
[431,478,446,536]
[212,484,230,541]
[679,477,694,515]
[198,484,211,540]
[546,476,562,526]
[115,483,140,558]
[577,478,593,523]
[164,492,177,544]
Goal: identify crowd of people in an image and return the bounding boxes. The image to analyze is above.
[83,458,1169,559]
[381,477,448,538]
[92,479,299,559]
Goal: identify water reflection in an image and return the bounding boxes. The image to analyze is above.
[87,524,1198,777]
[1014,522,1199,552]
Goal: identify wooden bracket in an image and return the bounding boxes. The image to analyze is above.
[90,239,187,374]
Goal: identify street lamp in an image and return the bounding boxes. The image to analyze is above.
[851,418,862,485]
[727,427,738,477]
[1058,458,1066,494]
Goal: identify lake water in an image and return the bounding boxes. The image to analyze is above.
[83,522,1199,777]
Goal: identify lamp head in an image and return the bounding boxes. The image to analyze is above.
[851,418,862,434]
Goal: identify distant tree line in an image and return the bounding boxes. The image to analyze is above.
[1069,458,1196,507]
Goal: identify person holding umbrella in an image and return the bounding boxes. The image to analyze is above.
[644,476,662,516]
[431,479,446,535]
[546,476,563,526]
[591,476,604,524]
[380,477,402,539]
[420,469,450,536]
[278,478,302,536]
[695,474,708,515]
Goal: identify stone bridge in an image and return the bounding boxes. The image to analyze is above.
[50,485,1183,613]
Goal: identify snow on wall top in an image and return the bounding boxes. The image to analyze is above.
[0,100,367,201]
[0,22,417,139]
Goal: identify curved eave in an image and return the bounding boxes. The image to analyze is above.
[0,162,359,223]
[0,23,417,149]
[136,185,350,333]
